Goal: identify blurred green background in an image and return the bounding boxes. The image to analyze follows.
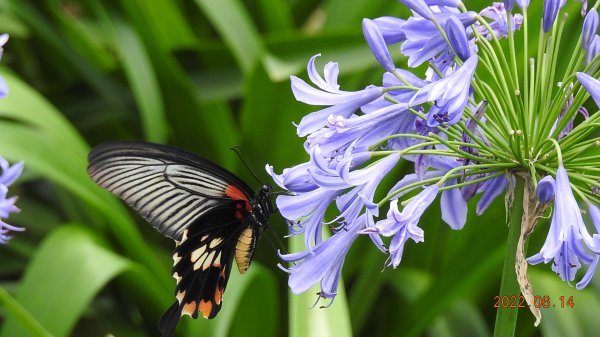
[0,0,599,336]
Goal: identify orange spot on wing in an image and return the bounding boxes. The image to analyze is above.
[225,185,252,212]
[199,300,213,318]
[181,301,197,317]
[225,185,248,201]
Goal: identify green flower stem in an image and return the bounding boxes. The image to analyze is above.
[0,287,53,337]
[474,39,516,128]
[456,116,513,161]
[475,54,517,130]
[546,15,567,111]
[437,162,517,186]
[527,58,536,142]
[429,133,498,164]
[493,177,525,337]
[476,81,514,141]
[474,16,518,95]
[438,171,505,191]
[506,9,519,96]
[379,166,513,207]
[383,85,419,92]
[465,97,509,145]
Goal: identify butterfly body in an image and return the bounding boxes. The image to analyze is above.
[87,141,273,337]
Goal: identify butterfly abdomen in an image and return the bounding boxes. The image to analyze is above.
[235,226,257,274]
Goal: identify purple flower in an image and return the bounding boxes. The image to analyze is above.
[290,54,384,137]
[576,204,600,289]
[0,158,23,187]
[307,104,415,157]
[0,157,23,245]
[478,3,524,40]
[441,178,467,229]
[400,11,477,68]
[363,19,396,72]
[0,34,8,98]
[504,0,515,11]
[372,17,407,44]
[549,83,589,139]
[543,0,566,33]
[266,162,318,193]
[475,175,509,215]
[582,8,598,49]
[585,35,600,66]
[445,15,471,61]
[536,175,556,203]
[275,149,399,249]
[577,72,600,107]
[399,0,434,20]
[516,0,530,9]
[528,165,598,283]
[280,214,367,298]
[370,184,439,268]
[411,55,478,127]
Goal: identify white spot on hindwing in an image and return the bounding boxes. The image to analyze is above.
[173,272,182,284]
[202,251,216,270]
[191,245,207,262]
[173,253,182,266]
[209,238,223,248]
[176,290,185,304]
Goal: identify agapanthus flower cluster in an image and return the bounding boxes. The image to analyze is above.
[268,0,600,324]
[0,34,24,244]
[0,157,23,244]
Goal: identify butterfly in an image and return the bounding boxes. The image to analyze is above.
[87,141,274,337]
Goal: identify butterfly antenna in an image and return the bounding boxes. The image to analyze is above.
[230,146,264,185]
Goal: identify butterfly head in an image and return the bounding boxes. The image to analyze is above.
[252,184,274,225]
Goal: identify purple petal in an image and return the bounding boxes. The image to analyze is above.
[516,0,530,9]
[296,86,383,137]
[577,72,600,108]
[399,0,434,20]
[445,16,470,61]
[363,19,395,72]
[536,175,556,203]
[543,0,566,33]
[441,180,467,230]
[583,8,598,49]
[373,17,407,44]
[476,175,508,215]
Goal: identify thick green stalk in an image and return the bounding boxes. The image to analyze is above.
[493,177,525,337]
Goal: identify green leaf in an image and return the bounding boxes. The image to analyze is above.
[531,269,600,337]
[256,0,294,32]
[184,263,279,337]
[0,70,89,156]
[193,0,265,73]
[0,287,52,337]
[288,234,352,337]
[116,0,197,51]
[113,20,168,142]
[0,226,131,337]
[429,301,491,337]
[2,0,126,110]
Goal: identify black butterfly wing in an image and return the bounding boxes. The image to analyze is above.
[87,141,260,336]
[87,141,255,241]
[158,201,257,337]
